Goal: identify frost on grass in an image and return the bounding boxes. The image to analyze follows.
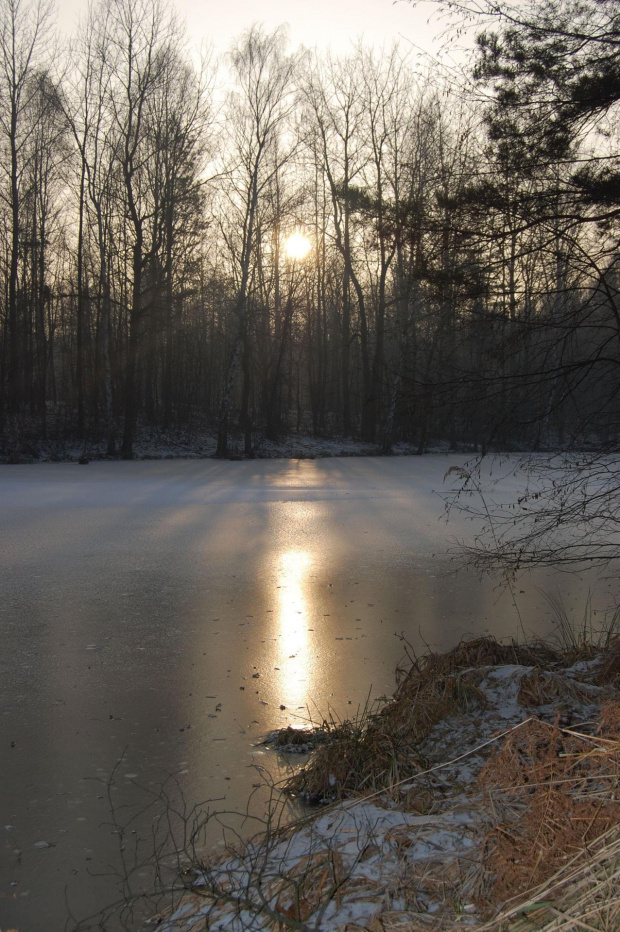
[154,637,620,932]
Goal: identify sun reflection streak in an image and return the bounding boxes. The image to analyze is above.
[276,549,312,710]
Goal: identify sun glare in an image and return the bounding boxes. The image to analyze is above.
[284,231,312,261]
[276,548,312,709]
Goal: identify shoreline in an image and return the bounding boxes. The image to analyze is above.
[0,433,444,465]
[152,636,620,931]
[0,424,554,466]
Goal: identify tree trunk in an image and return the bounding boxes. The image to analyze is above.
[76,163,86,437]
[122,240,142,458]
[8,97,20,414]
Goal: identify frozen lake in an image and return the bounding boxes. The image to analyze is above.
[1,457,617,929]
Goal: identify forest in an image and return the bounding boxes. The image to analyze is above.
[0,0,618,460]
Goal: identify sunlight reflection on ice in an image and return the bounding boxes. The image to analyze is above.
[276,549,313,711]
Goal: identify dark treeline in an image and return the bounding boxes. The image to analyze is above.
[1,0,618,458]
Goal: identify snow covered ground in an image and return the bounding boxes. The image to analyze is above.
[157,655,615,931]
[1,424,452,464]
[0,427,422,464]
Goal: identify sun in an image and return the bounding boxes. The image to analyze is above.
[284,231,312,260]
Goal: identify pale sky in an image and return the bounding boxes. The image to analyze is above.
[56,0,444,57]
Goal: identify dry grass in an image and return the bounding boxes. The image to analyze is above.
[478,703,620,906]
[596,637,620,686]
[475,824,620,931]
[542,592,620,661]
[395,637,563,685]
[274,637,620,930]
[282,707,425,803]
[516,669,597,707]
[269,725,328,750]
[272,726,317,747]
[282,636,578,805]
[283,638,508,803]
[157,635,620,932]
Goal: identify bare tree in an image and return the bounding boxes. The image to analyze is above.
[0,0,53,420]
[215,25,301,457]
[65,1,119,453]
[304,53,368,437]
[101,0,180,459]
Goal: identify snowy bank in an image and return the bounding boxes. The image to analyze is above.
[1,423,461,464]
[150,637,620,932]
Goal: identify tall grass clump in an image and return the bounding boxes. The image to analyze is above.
[543,590,620,656]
